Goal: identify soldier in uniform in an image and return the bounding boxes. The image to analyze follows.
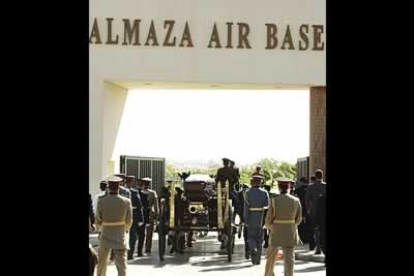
[229,160,240,187]
[216,158,237,249]
[125,175,144,260]
[115,173,131,199]
[229,160,242,221]
[216,158,235,190]
[95,176,132,276]
[264,177,302,276]
[89,193,97,276]
[295,177,310,246]
[141,177,159,254]
[136,178,147,256]
[252,165,265,185]
[315,190,326,266]
[238,183,250,259]
[262,183,271,248]
[243,175,269,265]
[94,180,108,211]
[305,170,326,255]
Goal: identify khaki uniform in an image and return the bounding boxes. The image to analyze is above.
[264,193,302,276]
[95,194,132,276]
[144,189,159,252]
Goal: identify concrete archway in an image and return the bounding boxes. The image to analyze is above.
[89,0,326,195]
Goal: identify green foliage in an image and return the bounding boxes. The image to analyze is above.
[166,158,296,188]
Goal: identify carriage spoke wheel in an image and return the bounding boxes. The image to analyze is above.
[158,199,167,261]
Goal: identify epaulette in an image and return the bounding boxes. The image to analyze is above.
[243,189,250,205]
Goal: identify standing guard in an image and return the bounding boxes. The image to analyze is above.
[216,158,238,249]
[141,177,159,254]
[263,183,272,248]
[264,177,302,276]
[125,175,144,260]
[115,173,131,199]
[95,176,132,276]
[238,183,251,259]
[243,175,269,265]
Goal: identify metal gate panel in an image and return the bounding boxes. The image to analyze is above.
[121,155,166,196]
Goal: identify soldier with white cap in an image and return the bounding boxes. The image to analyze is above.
[95,176,132,276]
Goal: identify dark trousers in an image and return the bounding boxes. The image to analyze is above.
[128,224,139,257]
[319,223,326,255]
[243,225,249,253]
[298,215,310,244]
[307,216,318,250]
[137,224,146,254]
[89,247,98,276]
[248,227,263,264]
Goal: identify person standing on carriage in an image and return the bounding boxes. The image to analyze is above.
[229,160,240,187]
[252,165,265,178]
[216,158,234,189]
[124,175,144,260]
[243,175,269,265]
[216,158,236,249]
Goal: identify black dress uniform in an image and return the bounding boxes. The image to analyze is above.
[137,187,149,256]
[127,183,144,259]
[315,192,326,263]
[238,184,250,259]
[295,181,311,245]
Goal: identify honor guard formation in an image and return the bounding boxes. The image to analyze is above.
[88,161,326,276]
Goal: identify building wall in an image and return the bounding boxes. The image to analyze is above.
[309,86,326,178]
[89,0,326,193]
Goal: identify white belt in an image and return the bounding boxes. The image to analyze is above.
[273,219,295,224]
[102,221,125,226]
[132,207,137,209]
[249,207,264,211]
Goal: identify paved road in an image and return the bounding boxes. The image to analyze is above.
[95,233,326,276]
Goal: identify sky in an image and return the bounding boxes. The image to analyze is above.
[112,89,309,166]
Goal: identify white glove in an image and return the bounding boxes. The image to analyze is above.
[138,222,144,227]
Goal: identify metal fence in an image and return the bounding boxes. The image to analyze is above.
[120,155,166,196]
[296,156,309,181]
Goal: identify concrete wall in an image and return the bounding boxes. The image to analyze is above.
[309,86,326,178]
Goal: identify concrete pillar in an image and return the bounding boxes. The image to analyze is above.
[309,86,326,179]
[89,77,128,196]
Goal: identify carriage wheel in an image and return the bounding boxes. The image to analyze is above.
[227,205,235,262]
[158,199,167,261]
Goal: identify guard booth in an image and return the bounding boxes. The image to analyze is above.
[296,157,310,181]
[120,155,166,196]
